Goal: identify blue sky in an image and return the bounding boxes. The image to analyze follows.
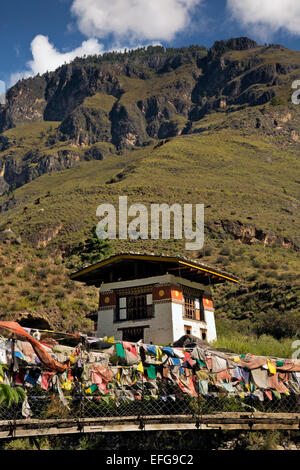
[1,0,300,88]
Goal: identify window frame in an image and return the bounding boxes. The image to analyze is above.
[183,294,205,322]
[115,292,154,322]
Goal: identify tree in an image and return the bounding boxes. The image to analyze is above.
[70,226,113,267]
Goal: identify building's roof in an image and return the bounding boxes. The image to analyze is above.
[70,252,239,286]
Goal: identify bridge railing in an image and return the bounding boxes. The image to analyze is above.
[1,382,299,423]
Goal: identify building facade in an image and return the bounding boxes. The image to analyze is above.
[70,253,238,345]
[98,274,216,344]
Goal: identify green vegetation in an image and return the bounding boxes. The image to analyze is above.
[0,39,298,344]
[82,93,117,113]
[0,121,61,160]
[270,97,285,106]
[0,364,26,407]
[69,226,112,268]
[214,329,295,358]
[0,243,97,333]
[0,123,298,335]
[1,429,299,451]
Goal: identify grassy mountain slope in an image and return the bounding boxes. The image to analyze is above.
[0,39,299,343]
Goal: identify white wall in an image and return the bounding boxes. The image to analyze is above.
[145,301,174,345]
[171,302,184,341]
[171,302,208,342]
[204,309,217,343]
[96,274,217,345]
[97,303,217,345]
[97,308,115,338]
[97,302,174,344]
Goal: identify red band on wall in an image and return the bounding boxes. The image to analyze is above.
[152,285,183,301]
[99,293,116,307]
[203,294,214,309]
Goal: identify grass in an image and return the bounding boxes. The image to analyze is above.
[0,45,299,337]
[0,122,298,334]
[82,93,117,113]
[0,122,61,160]
[214,331,295,358]
[0,243,97,333]
[2,437,51,450]
[118,63,198,107]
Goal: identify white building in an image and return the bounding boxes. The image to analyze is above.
[70,253,239,345]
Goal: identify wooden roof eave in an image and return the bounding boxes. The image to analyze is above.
[69,254,239,285]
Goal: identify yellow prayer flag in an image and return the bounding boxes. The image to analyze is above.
[107,336,115,343]
[62,380,72,391]
[267,359,276,375]
[137,362,144,374]
[156,346,163,361]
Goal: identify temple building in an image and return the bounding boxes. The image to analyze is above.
[70,253,239,345]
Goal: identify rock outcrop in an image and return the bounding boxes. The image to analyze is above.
[208,219,300,252]
[0,39,299,193]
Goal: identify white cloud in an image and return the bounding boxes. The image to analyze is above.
[227,0,300,40]
[29,35,104,75]
[71,0,202,42]
[10,35,103,86]
[9,0,203,87]
[9,70,32,87]
[0,80,6,105]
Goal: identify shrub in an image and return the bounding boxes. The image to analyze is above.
[36,268,50,280]
[269,262,279,270]
[220,247,231,256]
[54,289,65,299]
[198,247,213,257]
[270,97,284,106]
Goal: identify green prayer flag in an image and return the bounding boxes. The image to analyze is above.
[147,365,156,379]
[116,343,126,359]
[196,359,206,367]
[272,390,281,400]
[276,361,284,367]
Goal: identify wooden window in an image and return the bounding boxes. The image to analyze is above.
[200,329,207,341]
[184,325,192,335]
[116,293,153,321]
[122,327,145,342]
[184,297,196,319]
[184,295,205,321]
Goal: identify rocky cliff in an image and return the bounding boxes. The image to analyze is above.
[0,39,299,194]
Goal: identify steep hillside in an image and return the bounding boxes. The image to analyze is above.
[0,38,299,339]
[1,38,300,194]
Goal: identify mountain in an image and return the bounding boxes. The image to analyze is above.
[0,38,299,337]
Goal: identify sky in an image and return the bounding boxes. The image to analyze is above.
[1,0,300,89]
